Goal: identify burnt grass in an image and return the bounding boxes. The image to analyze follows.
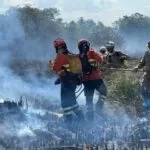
[0,59,149,149]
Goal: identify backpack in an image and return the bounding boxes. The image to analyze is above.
[54,53,83,85]
[67,53,82,74]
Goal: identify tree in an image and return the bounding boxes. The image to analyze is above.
[114,13,150,54]
[18,6,61,39]
[89,23,123,48]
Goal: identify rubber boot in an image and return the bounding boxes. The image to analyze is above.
[95,99,104,114]
[74,109,85,123]
[86,104,94,121]
[64,114,73,124]
[86,110,94,121]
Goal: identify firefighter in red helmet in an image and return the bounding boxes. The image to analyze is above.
[49,38,84,124]
[78,39,107,121]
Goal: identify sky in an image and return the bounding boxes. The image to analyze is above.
[0,0,150,25]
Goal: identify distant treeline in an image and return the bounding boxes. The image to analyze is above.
[0,6,150,60]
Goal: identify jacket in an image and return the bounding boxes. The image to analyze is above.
[51,53,70,76]
[81,48,103,81]
[137,49,150,77]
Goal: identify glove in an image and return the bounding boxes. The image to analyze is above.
[54,78,61,85]
[120,56,126,62]
[132,67,138,72]
[92,61,100,68]
[49,60,53,67]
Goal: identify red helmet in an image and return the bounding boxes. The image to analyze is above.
[78,39,90,53]
[53,38,67,50]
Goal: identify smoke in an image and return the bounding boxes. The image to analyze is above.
[0,64,61,102]
[0,6,56,63]
[0,5,146,149]
[0,6,61,102]
[0,9,24,64]
[122,34,149,58]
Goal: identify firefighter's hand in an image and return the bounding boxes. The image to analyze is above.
[120,56,126,62]
[132,67,138,72]
[49,60,54,67]
[100,67,106,72]
[49,60,52,65]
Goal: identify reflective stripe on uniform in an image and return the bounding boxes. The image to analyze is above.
[88,59,96,62]
[63,64,69,67]
[57,70,65,75]
[63,111,76,115]
[62,103,79,112]
[62,64,71,72]
[89,59,100,68]
[66,68,71,72]
[89,59,96,67]
[99,95,106,100]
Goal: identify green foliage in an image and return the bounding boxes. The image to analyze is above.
[115,13,150,35]
[18,6,60,39]
[2,6,150,51]
[2,6,123,48]
[108,71,141,114]
[114,13,150,48]
[89,25,123,47]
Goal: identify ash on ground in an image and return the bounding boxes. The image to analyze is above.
[0,96,150,150]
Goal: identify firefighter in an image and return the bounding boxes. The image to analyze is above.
[106,41,128,68]
[78,39,107,121]
[99,46,108,65]
[49,38,84,124]
[99,46,107,56]
[133,41,150,112]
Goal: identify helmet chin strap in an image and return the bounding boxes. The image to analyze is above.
[80,45,90,54]
[57,48,68,54]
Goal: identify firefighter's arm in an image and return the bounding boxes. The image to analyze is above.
[52,54,67,74]
[133,55,145,72]
[137,56,145,69]
[88,50,103,68]
[92,51,103,63]
[120,51,129,60]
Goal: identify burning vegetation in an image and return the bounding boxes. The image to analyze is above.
[0,5,150,150]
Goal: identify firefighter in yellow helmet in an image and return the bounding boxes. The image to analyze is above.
[49,38,84,124]
[133,40,150,112]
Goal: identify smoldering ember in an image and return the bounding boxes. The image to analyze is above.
[0,4,150,150]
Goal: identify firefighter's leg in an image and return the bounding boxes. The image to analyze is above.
[140,77,150,114]
[95,79,107,114]
[83,81,95,121]
[61,81,82,123]
[61,82,76,123]
[74,107,85,123]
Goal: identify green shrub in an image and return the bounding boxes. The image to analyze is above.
[107,71,142,115]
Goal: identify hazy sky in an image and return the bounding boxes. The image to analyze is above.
[1,0,150,25]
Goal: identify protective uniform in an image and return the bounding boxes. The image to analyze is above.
[50,38,83,123]
[99,46,108,65]
[106,41,128,68]
[78,39,107,121]
[134,41,150,110]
